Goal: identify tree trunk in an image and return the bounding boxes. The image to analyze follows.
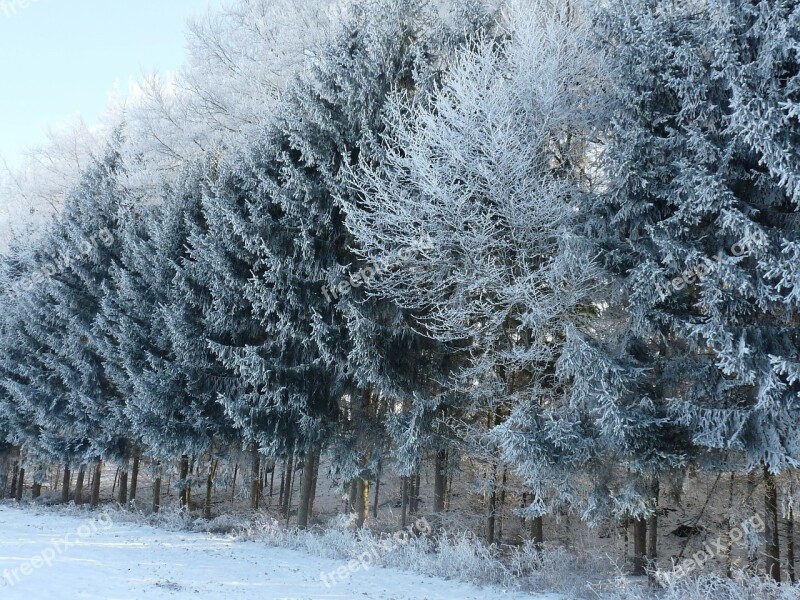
[281,445,294,517]
[269,463,278,505]
[486,464,497,545]
[250,448,261,511]
[118,469,129,505]
[726,472,735,578]
[297,450,319,529]
[310,454,319,516]
[179,455,190,509]
[372,459,381,519]
[31,481,41,499]
[9,463,19,499]
[15,467,24,501]
[268,464,275,507]
[531,515,544,549]
[204,458,217,520]
[286,457,297,525]
[355,479,369,528]
[278,461,287,507]
[747,470,758,574]
[348,480,358,513]
[61,466,71,503]
[764,466,781,582]
[75,466,85,506]
[647,477,659,565]
[153,463,162,513]
[90,461,103,507]
[788,506,796,584]
[129,453,140,504]
[231,462,238,504]
[400,476,409,528]
[632,516,647,576]
[407,474,415,515]
[497,467,508,543]
[433,449,447,512]
[111,467,119,500]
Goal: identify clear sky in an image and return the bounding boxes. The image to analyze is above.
[0,0,218,166]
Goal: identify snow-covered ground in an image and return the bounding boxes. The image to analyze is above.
[0,505,561,600]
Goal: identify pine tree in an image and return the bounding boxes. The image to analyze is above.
[580,0,800,575]
[347,2,601,523]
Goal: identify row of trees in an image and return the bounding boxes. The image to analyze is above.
[0,0,797,580]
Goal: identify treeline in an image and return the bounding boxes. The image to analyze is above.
[0,0,798,581]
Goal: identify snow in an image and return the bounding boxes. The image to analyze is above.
[0,505,562,600]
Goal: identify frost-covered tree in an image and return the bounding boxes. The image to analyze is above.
[216,0,500,526]
[101,163,235,463]
[118,0,338,204]
[580,0,800,577]
[0,117,103,253]
[347,2,602,536]
[0,142,125,505]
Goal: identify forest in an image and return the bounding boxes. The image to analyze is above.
[0,0,798,595]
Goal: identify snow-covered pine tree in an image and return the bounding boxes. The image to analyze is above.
[0,142,127,503]
[44,142,128,500]
[346,1,602,537]
[576,0,800,576]
[0,240,76,472]
[97,157,240,510]
[220,0,500,526]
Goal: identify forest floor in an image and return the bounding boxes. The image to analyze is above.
[0,504,563,600]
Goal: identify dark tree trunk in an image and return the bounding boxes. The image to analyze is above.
[15,467,24,501]
[531,515,544,549]
[764,466,781,582]
[75,466,85,506]
[356,479,369,528]
[497,468,508,543]
[278,461,286,507]
[118,469,129,505]
[486,463,498,545]
[726,472,735,578]
[400,476,409,528]
[647,477,659,565]
[281,445,294,516]
[129,453,140,504]
[231,462,238,504]
[348,480,357,513]
[250,448,261,511]
[9,463,19,499]
[179,455,190,508]
[788,506,796,584]
[297,450,319,529]
[205,458,217,520]
[90,461,103,507]
[632,517,647,576]
[153,463,162,513]
[372,459,381,519]
[61,466,71,503]
[433,450,447,512]
[309,454,319,516]
[268,464,275,507]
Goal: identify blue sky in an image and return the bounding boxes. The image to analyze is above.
[0,0,218,166]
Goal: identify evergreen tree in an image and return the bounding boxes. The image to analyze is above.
[573,0,799,573]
